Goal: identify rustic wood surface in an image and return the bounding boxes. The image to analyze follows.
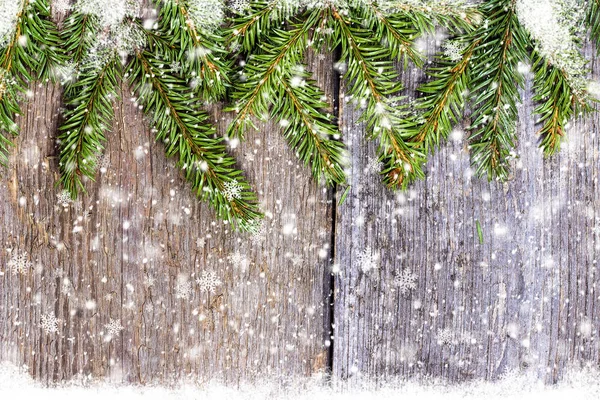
[1,23,600,387]
[333,42,600,384]
[0,52,336,384]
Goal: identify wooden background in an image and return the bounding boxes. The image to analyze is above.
[1,23,600,386]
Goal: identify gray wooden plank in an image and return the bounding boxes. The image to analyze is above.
[333,40,600,384]
[0,52,335,382]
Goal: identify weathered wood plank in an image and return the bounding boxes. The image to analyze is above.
[333,41,600,384]
[0,52,335,383]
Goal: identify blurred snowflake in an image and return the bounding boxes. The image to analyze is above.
[170,60,182,74]
[7,252,32,275]
[104,319,124,336]
[248,219,266,244]
[394,269,417,295]
[365,156,383,175]
[436,328,455,346]
[227,251,246,268]
[196,270,222,294]
[357,246,378,273]
[175,280,194,299]
[56,190,73,207]
[40,313,59,334]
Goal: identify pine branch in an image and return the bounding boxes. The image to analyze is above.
[128,31,261,229]
[227,0,295,53]
[532,51,590,156]
[159,0,230,102]
[329,7,425,189]
[58,55,120,197]
[0,1,39,165]
[588,0,600,52]
[228,10,346,185]
[25,0,65,82]
[227,10,319,137]
[382,0,481,33]
[61,11,100,92]
[408,38,479,153]
[468,0,529,181]
[353,2,424,68]
[275,68,347,185]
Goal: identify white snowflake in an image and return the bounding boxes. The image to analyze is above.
[196,270,222,294]
[175,280,194,299]
[104,319,124,336]
[394,269,418,295]
[7,252,32,275]
[356,246,378,273]
[40,313,59,334]
[442,40,465,62]
[223,180,242,202]
[436,328,454,346]
[143,275,155,287]
[96,153,110,174]
[57,190,73,207]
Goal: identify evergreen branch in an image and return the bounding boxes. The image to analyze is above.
[588,0,600,52]
[468,0,529,181]
[159,0,230,102]
[227,10,320,138]
[228,10,346,185]
[276,70,347,185]
[58,56,120,197]
[532,51,590,156]
[353,2,424,67]
[24,0,65,82]
[61,12,100,94]
[227,0,291,52]
[128,40,261,229]
[382,0,481,33]
[330,7,425,188]
[408,38,479,153]
[0,1,36,165]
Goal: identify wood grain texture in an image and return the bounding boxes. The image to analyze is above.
[333,41,600,384]
[0,52,336,383]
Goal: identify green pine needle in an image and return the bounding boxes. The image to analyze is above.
[58,55,120,197]
[129,28,261,229]
[588,0,600,52]
[160,0,231,102]
[468,0,529,181]
[410,38,479,153]
[328,6,425,189]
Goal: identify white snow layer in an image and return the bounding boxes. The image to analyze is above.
[1,361,600,399]
[0,1,22,47]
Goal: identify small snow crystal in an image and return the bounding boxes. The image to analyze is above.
[40,313,59,334]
